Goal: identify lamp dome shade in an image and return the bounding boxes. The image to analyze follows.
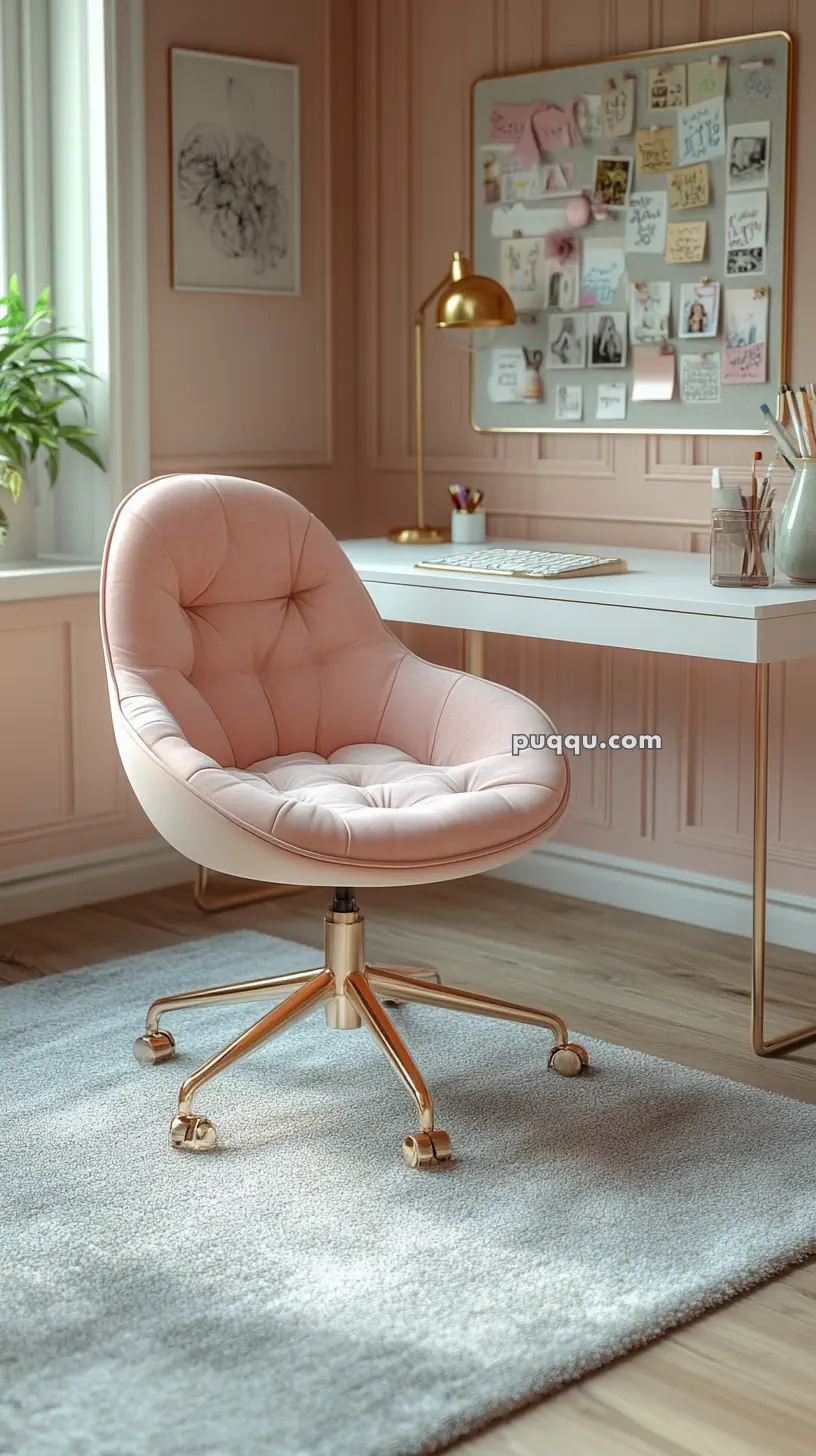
[435,251,516,329]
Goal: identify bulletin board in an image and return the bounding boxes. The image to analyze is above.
[470,32,793,434]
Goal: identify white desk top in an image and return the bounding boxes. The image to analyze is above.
[341,538,816,620]
[341,538,816,664]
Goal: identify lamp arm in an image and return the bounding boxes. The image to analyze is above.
[413,272,450,530]
[414,271,453,327]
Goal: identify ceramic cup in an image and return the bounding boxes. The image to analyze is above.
[777,460,816,582]
[451,509,486,545]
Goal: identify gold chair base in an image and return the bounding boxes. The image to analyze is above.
[134,901,588,1167]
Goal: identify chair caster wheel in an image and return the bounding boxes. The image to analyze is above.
[170,1114,217,1151]
[402,1130,453,1168]
[548,1042,589,1077]
[133,1030,176,1065]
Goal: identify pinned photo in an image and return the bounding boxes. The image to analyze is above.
[555,383,583,421]
[481,148,504,205]
[500,237,545,310]
[679,281,720,338]
[648,64,686,110]
[589,312,628,367]
[545,257,579,309]
[593,154,634,209]
[726,247,765,276]
[547,313,587,369]
[629,281,671,344]
[727,121,770,191]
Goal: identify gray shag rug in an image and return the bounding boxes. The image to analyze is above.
[3,930,816,1456]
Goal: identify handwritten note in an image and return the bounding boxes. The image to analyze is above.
[576,95,603,140]
[722,341,767,384]
[680,352,721,404]
[488,348,525,403]
[488,101,583,169]
[665,221,707,264]
[722,288,768,381]
[490,204,565,239]
[741,66,773,103]
[725,191,767,251]
[580,241,626,306]
[596,381,627,420]
[668,163,709,210]
[636,127,674,174]
[676,98,725,165]
[602,76,635,139]
[688,59,727,104]
[625,192,668,254]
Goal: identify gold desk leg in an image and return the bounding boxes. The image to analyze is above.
[345,970,435,1134]
[751,662,816,1056]
[193,864,308,914]
[464,629,485,677]
[171,971,335,1151]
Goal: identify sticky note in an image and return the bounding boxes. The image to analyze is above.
[665,220,707,264]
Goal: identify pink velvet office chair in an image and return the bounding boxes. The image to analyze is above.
[100,475,587,1167]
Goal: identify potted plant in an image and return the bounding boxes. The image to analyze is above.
[0,274,104,549]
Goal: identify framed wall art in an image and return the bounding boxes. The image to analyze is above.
[171,48,300,295]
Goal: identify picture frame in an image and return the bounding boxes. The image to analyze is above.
[170,48,300,295]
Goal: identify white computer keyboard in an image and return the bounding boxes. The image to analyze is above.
[414,548,628,580]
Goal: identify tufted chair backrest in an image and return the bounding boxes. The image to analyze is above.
[101,475,409,769]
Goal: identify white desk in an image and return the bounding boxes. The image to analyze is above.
[341,537,816,1059]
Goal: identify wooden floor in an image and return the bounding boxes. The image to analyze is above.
[3,874,816,1455]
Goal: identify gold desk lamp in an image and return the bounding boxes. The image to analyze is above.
[388,250,516,545]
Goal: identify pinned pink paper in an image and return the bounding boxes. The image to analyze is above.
[722,341,766,384]
[489,100,583,169]
[631,345,676,401]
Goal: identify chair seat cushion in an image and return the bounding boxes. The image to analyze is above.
[130,710,567,869]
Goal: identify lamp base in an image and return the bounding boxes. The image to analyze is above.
[387,524,451,545]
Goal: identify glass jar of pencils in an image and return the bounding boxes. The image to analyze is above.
[710,506,775,587]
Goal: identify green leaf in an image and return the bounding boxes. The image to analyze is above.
[0,273,102,490]
[63,435,105,469]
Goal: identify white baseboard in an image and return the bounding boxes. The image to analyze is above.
[488,841,816,954]
[3,833,814,954]
[0,840,191,926]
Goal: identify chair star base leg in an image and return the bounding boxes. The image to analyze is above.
[132,900,583,1163]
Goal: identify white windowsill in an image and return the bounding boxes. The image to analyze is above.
[0,558,102,602]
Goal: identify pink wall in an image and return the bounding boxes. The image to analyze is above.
[4,0,816,912]
[0,0,360,888]
[145,0,359,536]
[356,0,816,898]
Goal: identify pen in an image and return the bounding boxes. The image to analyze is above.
[759,403,797,466]
[785,385,808,457]
[800,386,816,457]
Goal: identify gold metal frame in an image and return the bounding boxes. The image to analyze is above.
[193,865,308,914]
[468,30,795,436]
[133,901,589,1164]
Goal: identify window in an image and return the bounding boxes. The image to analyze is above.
[0,0,149,566]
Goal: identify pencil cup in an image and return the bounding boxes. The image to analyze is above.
[710,507,774,588]
[451,509,486,545]
[777,460,816,582]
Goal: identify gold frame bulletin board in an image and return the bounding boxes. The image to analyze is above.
[470,31,793,434]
